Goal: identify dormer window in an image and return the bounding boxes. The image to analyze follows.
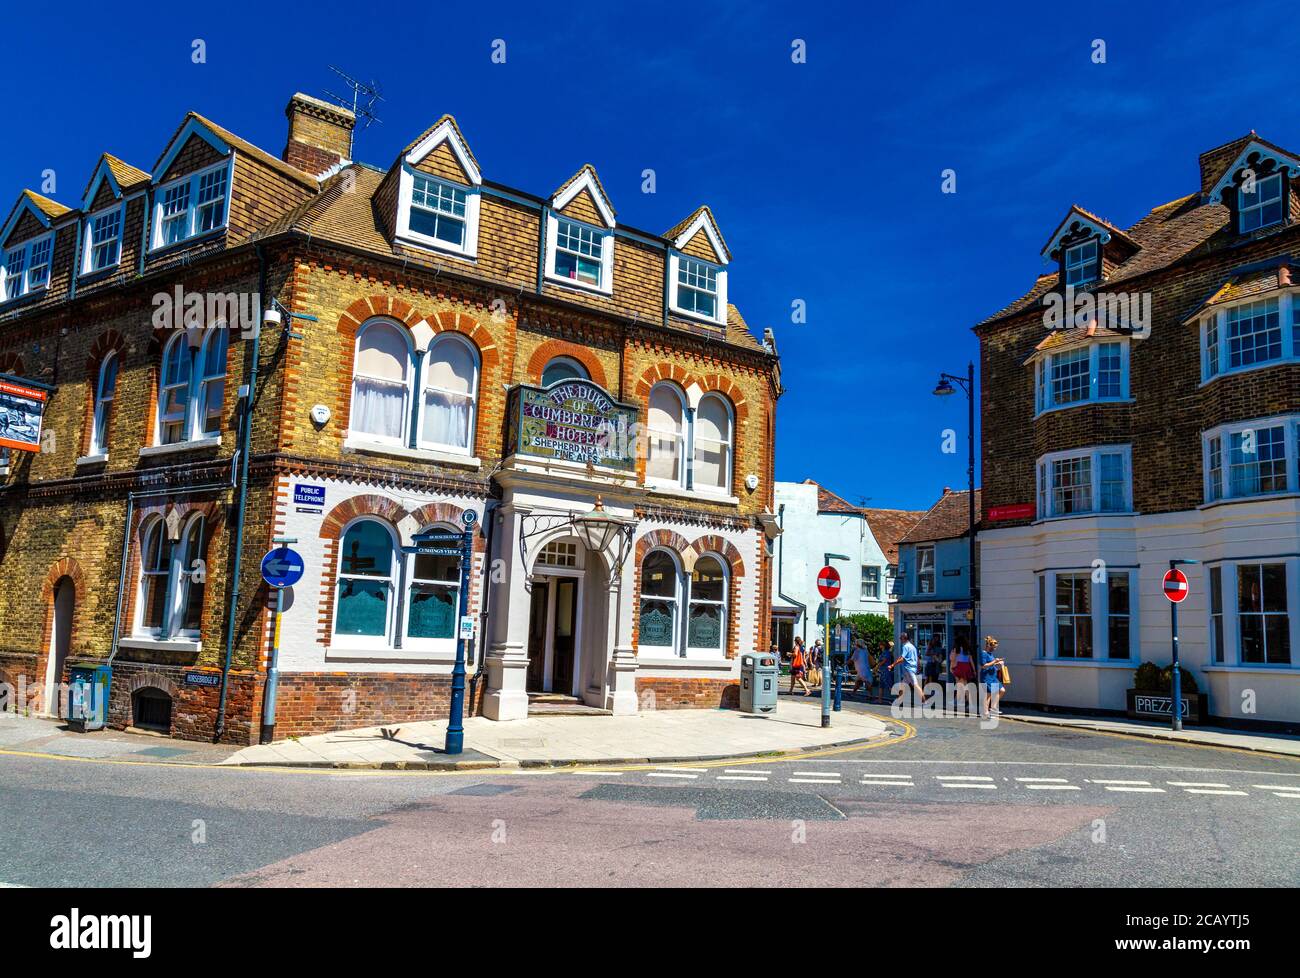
[1238,172,1284,233]
[678,258,719,318]
[554,218,602,287]
[1,233,53,301]
[409,174,467,247]
[84,207,123,273]
[151,162,230,250]
[1064,239,1100,286]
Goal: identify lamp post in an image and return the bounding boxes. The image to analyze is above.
[1168,558,1200,733]
[933,362,978,663]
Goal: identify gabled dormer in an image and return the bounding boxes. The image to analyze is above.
[664,205,730,326]
[79,153,148,278]
[1202,135,1300,236]
[381,114,482,260]
[0,190,66,304]
[149,115,237,253]
[1041,205,1140,289]
[544,164,616,294]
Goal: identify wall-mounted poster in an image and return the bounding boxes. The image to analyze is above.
[0,374,51,453]
[506,379,638,470]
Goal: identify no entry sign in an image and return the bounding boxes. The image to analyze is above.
[1163,568,1189,603]
[817,565,841,600]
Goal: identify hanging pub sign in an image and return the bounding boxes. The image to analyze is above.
[505,380,638,471]
[0,373,53,453]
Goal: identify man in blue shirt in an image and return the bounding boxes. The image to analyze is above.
[890,630,928,707]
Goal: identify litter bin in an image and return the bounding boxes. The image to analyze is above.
[740,653,779,714]
[67,664,111,732]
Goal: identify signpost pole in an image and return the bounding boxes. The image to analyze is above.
[1169,559,1183,733]
[444,513,477,755]
[260,586,284,745]
[821,600,832,728]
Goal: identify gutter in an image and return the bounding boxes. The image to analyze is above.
[467,497,499,709]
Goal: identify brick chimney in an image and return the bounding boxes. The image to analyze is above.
[1198,132,1255,198]
[283,93,356,175]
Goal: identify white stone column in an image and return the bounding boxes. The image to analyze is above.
[603,539,638,715]
[483,504,532,721]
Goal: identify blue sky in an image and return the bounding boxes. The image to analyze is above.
[2,0,1295,508]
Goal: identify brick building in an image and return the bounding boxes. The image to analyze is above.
[975,133,1300,728]
[0,92,782,742]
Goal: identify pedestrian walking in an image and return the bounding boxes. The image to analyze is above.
[809,638,824,690]
[850,639,871,696]
[950,639,976,713]
[876,640,894,700]
[891,630,928,706]
[979,635,1006,716]
[789,636,811,696]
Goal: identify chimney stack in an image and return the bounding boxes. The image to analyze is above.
[283,93,356,175]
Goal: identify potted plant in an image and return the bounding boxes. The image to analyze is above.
[1126,660,1207,724]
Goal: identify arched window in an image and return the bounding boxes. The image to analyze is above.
[541,356,588,387]
[686,555,727,655]
[91,352,118,455]
[647,383,686,485]
[406,526,461,643]
[421,334,478,453]
[334,519,398,642]
[351,321,411,445]
[157,328,227,445]
[639,549,680,654]
[694,395,733,492]
[135,513,206,640]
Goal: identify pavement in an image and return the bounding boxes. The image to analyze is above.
[998,707,1300,758]
[0,711,236,764]
[220,697,891,769]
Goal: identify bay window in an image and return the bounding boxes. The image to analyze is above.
[1201,293,1300,380]
[1036,446,1132,518]
[1034,340,1129,413]
[1203,416,1299,502]
[152,162,230,249]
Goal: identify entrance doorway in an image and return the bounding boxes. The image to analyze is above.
[43,576,74,718]
[524,573,583,696]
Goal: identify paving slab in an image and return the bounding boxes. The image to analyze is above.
[222,698,891,770]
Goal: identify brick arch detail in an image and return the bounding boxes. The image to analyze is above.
[688,535,745,660]
[697,374,749,423]
[127,672,179,698]
[525,339,608,390]
[81,329,128,456]
[37,557,90,694]
[335,299,502,457]
[633,363,699,402]
[634,528,692,564]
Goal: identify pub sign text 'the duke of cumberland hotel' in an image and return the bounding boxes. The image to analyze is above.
[0,91,782,743]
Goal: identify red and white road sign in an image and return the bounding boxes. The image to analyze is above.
[1163,568,1190,603]
[817,566,841,600]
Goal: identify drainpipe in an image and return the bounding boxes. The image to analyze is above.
[214,243,268,741]
[467,498,499,709]
[774,503,806,644]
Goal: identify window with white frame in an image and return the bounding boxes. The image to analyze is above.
[406,537,461,644]
[152,162,230,249]
[409,174,467,247]
[1,233,54,301]
[862,565,880,600]
[420,334,478,454]
[669,253,726,324]
[135,513,206,640]
[90,352,118,455]
[541,356,588,386]
[553,218,603,287]
[1037,569,1137,660]
[916,545,935,595]
[1201,294,1300,380]
[1203,416,1299,503]
[334,519,398,643]
[1064,238,1100,286]
[1209,565,1225,663]
[638,549,680,653]
[693,394,732,492]
[84,207,122,273]
[686,555,727,654]
[646,383,686,485]
[1238,172,1284,233]
[157,329,228,445]
[1036,446,1132,518]
[1035,341,1129,413]
[1237,563,1291,664]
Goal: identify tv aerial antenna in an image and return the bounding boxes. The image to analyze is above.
[323,66,385,153]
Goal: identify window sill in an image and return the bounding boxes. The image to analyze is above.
[545,272,612,297]
[1033,397,1135,419]
[343,436,480,469]
[139,437,221,458]
[668,304,726,328]
[118,637,202,654]
[642,483,739,506]
[1030,658,1136,668]
[325,645,459,664]
[1199,492,1300,512]
[1032,510,1137,526]
[635,655,733,670]
[1203,664,1300,674]
[1200,358,1300,388]
[147,227,227,260]
[394,231,476,262]
[75,453,108,467]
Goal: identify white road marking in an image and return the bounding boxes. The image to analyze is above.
[1104,786,1166,793]
[569,770,623,776]
[935,775,994,781]
[1166,781,1230,788]
[1271,792,1300,799]
[1088,779,1152,785]
[1183,788,1249,796]
[647,772,698,780]
[1251,784,1300,790]
[0,882,28,888]
[859,781,915,787]
[1024,784,1081,791]
[1016,777,1070,783]
[656,767,708,773]
[941,783,997,789]
[793,771,841,778]
[789,778,841,784]
[724,769,762,774]
[717,775,769,782]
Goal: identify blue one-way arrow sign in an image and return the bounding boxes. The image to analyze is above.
[261,546,305,589]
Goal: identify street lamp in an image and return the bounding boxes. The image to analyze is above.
[933,362,978,670]
[572,495,627,555]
